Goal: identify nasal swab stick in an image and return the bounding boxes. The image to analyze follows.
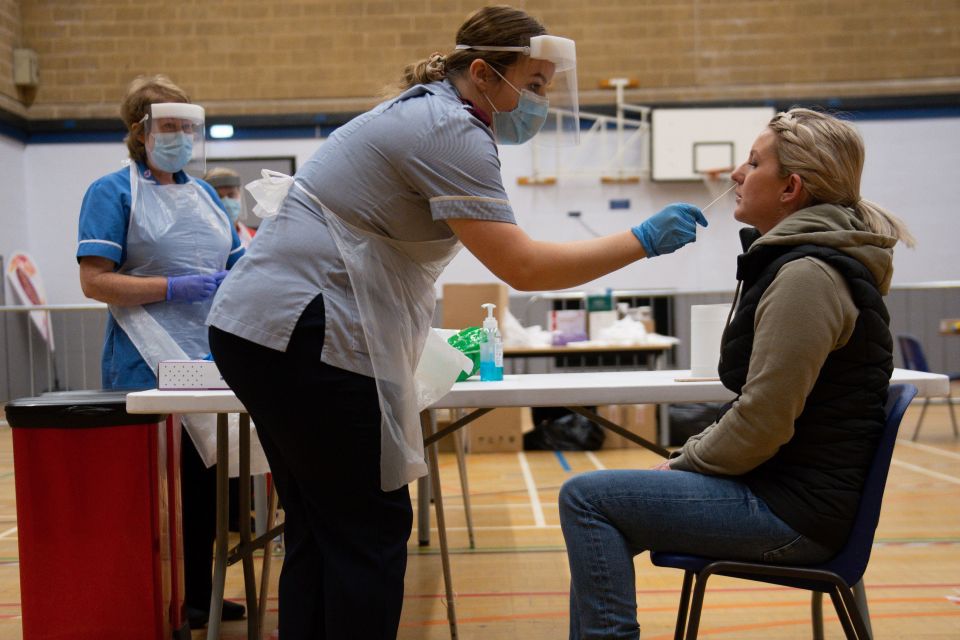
[702,183,737,213]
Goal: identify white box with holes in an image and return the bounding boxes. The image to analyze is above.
[158,360,230,390]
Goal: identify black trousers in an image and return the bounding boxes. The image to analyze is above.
[209,295,412,640]
[180,427,217,610]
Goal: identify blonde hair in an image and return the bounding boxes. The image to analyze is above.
[768,108,915,247]
[393,5,546,93]
[120,75,190,164]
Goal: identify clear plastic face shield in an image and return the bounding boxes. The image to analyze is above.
[456,34,579,146]
[142,103,206,176]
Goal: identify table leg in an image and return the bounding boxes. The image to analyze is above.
[421,410,458,640]
[253,475,268,538]
[239,414,260,639]
[207,414,229,640]
[658,402,671,448]
[451,412,475,550]
[417,474,431,546]
[259,480,279,629]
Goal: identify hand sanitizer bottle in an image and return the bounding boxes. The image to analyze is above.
[479,303,503,381]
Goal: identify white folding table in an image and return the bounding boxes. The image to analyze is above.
[127,368,949,640]
[125,391,278,640]
[419,367,950,639]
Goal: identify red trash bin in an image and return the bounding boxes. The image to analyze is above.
[5,391,188,640]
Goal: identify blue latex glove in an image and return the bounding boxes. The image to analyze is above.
[166,271,227,303]
[632,203,708,257]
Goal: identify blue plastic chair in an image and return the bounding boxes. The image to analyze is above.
[650,383,918,640]
[897,334,958,440]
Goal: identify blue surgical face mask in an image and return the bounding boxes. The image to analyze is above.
[222,198,241,224]
[482,68,549,145]
[149,132,194,173]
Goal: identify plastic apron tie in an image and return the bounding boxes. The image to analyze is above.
[110,163,269,474]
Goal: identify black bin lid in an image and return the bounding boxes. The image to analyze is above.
[5,390,166,429]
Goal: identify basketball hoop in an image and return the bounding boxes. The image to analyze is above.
[697,166,735,206]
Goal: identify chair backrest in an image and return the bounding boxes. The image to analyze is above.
[826,383,917,586]
[898,334,930,373]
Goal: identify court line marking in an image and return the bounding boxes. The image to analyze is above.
[585,451,607,470]
[897,439,960,461]
[0,528,15,541]
[891,459,960,485]
[517,451,546,528]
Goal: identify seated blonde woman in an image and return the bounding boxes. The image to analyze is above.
[559,108,914,640]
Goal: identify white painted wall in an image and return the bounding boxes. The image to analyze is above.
[4,115,958,303]
[0,135,30,302]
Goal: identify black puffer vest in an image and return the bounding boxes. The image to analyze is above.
[718,240,892,550]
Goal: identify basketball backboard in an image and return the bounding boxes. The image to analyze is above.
[650,106,775,181]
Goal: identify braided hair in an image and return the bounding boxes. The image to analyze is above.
[768,108,915,247]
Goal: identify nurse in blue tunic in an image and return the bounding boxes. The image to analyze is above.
[76,74,245,629]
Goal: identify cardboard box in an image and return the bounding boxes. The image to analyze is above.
[442,283,509,331]
[467,406,533,453]
[429,407,532,453]
[158,359,230,390]
[598,404,658,449]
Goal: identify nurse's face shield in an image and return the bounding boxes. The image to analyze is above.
[142,102,206,176]
[456,34,579,146]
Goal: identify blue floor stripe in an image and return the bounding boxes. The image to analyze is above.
[554,451,572,471]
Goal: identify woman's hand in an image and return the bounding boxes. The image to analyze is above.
[651,460,673,471]
[166,271,227,302]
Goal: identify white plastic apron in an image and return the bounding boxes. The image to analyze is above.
[317,194,461,491]
[111,163,270,475]
[247,171,463,490]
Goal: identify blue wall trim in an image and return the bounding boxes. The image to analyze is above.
[4,99,958,145]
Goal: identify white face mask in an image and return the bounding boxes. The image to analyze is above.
[222,197,242,224]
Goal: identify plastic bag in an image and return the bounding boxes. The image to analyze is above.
[414,328,473,411]
[446,326,484,381]
[244,169,294,219]
[668,402,723,446]
[523,413,605,451]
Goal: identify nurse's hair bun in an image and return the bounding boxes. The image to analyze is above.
[425,53,447,81]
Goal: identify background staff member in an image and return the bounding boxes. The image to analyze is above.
[76,75,246,630]
[204,167,256,248]
[207,6,705,639]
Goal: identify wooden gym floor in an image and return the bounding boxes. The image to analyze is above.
[0,394,957,639]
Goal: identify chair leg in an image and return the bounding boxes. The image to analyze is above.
[838,584,872,640]
[673,570,694,640]
[684,572,712,640]
[828,587,859,640]
[811,591,825,640]
[851,580,873,639]
[911,398,930,441]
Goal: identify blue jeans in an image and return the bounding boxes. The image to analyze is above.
[559,469,834,639]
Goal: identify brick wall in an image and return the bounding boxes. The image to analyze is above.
[6,0,960,121]
[0,0,21,116]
